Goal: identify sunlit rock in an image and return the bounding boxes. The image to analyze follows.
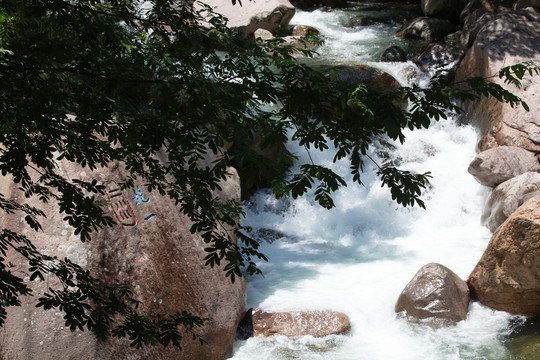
[237,307,351,338]
[468,194,540,316]
[395,263,470,327]
[467,146,540,188]
[482,172,540,232]
[200,0,295,38]
[455,7,540,154]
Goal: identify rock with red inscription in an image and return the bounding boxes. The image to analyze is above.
[0,159,245,360]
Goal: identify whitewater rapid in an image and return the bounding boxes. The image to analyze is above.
[231,9,524,360]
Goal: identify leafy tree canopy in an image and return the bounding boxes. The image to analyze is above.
[0,0,537,351]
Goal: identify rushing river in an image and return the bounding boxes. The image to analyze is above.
[231,7,528,360]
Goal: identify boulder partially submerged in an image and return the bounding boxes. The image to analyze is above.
[237,307,351,338]
[395,263,470,327]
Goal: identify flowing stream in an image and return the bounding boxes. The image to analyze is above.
[231,7,527,360]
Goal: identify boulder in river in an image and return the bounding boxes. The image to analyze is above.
[396,17,459,42]
[421,0,469,22]
[468,194,540,316]
[415,42,466,73]
[467,146,540,188]
[322,64,402,92]
[395,263,470,327]
[482,172,540,232]
[381,45,408,62]
[237,307,351,338]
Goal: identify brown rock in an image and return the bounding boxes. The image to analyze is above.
[290,25,319,37]
[467,146,540,188]
[0,159,245,359]
[468,195,540,316]
[238,307,351,338]
[395,263,470,326]
[482,172,540,232]
[454,8,540,154]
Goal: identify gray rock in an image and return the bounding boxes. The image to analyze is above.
[381,45,407,62]
[415,42,465,72]
[422,0,469,22]
[468,146,540,188]
[459,0,483,24]
[455,7,540,154]
[482,172,540,232]
[462,9,495,47]
[396,17,459,42]
[395,263,470,326]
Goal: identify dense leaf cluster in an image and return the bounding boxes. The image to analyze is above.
[0,0,536,351]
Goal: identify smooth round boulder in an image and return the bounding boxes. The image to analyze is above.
[482,172,540,232]
[468,146,540,188]
[395,263,470,327]
[469,195,540,316]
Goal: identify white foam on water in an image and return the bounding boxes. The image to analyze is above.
[231,8,524,360]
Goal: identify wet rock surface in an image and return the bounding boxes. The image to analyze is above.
[395,263,470,327]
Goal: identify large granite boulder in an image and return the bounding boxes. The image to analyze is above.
[454,7,540,155]
[422,0,469,22]
[467,146,540,188]
[237,307,351,338]
[0,159,246,359]
[468,195,540,316]
[395,263,470,327]
[200,0,295,38]
[482,172,540,232]
[396,17,459,42]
